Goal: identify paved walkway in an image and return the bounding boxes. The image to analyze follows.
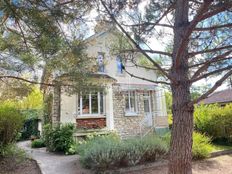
[17,141,92,174]
[18,141,232,174]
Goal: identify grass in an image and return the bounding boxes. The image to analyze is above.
[212,144,232,152]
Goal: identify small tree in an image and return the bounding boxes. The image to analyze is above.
[0,101,24,145]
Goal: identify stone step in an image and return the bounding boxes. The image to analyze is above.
[73,129,110,142]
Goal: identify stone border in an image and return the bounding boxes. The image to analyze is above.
[30,158,43,174]
[105,160,168,174]
[210,149,232,158]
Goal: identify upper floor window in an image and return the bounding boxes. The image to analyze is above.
[97,53,105,73]
[116,55,123,74]
[125,91,137,115]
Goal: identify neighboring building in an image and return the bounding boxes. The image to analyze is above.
[200,88,232,106]
[52,24,168,138]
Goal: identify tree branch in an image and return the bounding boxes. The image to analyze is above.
[189,45,232,57]
[121,22,173,29]
[141,3,175,34]
[120,49,172,57]
[189,56,232,68]
[0,76,54,86]
[191,65,232,83]
[100,0,173,81]
[199,3,232,22]
[15,20,29,49]
[127,58,169,72]
[175,0,213,69]
[194,23,232,31]
[191,50,232,79]
[190,69,232,105]
[123,68,170,85]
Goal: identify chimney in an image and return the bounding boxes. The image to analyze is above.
[94,17,113,33]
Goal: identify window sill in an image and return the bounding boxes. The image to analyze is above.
[125,112,138,117]
[97,72,107,74]
[76,115,106,119]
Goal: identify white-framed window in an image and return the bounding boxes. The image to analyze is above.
[125,91,137,116]
[116,55,123,74]
[78,92,105,116]
[97,53,105,73]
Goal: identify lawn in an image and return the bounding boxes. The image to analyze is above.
[212,144,232,152]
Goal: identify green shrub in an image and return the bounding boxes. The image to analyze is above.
[163,131,213,160]
[77,132,120,155]
[42,123,75,154]
[0,101,24,145]
[31,139,45,148]
[194,104,232,143]
[0,144,26,162]
[141,135,169,161]
[79,134,168,171]
[121,138,144,166]
[122,135,168,166]
[80,136,122,170]
[168,114,173,129]
[66,143,78,155]
[192,132,213,159]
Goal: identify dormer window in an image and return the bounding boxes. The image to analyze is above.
[97,53,105,73]
[116,55,123,74]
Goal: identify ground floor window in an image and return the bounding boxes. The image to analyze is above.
[125,91,137,115]
[78,92,105,116]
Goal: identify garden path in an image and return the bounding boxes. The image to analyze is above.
[17,141,92,174]
[17,141,232,174]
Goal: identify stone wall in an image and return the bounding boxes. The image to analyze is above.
[52,84,61,126]
[112,85,146,138]
[112,86,169,138]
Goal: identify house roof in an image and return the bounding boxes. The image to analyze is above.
[200,88,232,104]
[90,73,116,81]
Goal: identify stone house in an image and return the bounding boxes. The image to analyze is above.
[52,24,169,138]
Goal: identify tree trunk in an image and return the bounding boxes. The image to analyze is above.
[168,84,194,174]
[168,0,194,173]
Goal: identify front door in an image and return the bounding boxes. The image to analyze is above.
[143,92,153,127]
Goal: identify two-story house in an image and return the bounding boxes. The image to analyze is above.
[51,24,168,138]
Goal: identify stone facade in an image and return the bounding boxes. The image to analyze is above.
[52,84,61,126]
[112,85,148,138]
[111,85,169,138]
